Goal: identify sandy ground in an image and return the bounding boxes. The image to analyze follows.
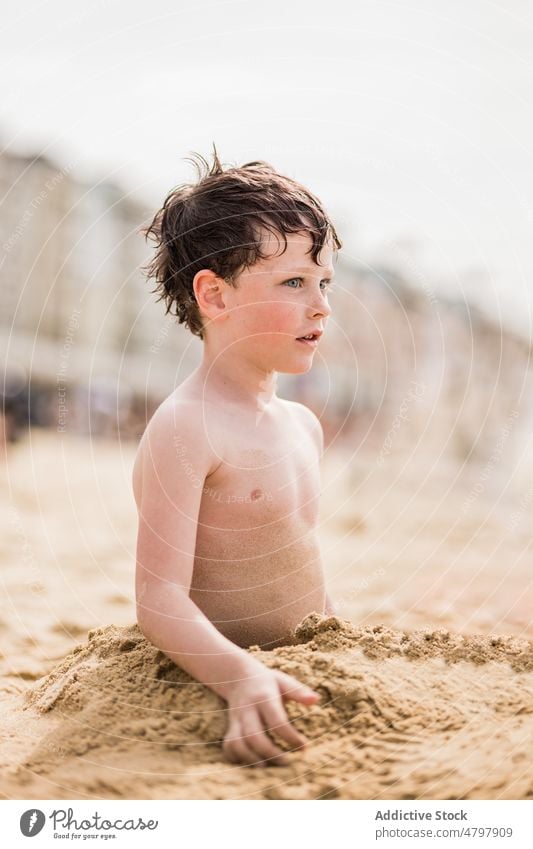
[1,429,532,799]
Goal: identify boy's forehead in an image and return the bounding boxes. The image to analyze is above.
[255,231,335,274]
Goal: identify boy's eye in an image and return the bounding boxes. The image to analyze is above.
[282,277,333,290]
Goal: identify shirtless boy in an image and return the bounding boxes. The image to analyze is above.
[133,148,342,768]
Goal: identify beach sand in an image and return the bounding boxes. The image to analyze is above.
[1,430,532,799]
[2,615,532,800]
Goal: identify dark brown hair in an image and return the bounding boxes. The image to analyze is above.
[141,143,342,340]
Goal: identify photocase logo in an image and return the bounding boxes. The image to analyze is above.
[20,809,45,837]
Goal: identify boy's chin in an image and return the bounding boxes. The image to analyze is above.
[276,359,315,375]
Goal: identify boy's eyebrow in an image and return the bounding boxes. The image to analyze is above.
[284,266,335,277]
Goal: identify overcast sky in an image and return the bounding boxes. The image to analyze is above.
[1,0,533,335]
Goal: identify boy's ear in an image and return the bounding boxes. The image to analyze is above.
[193,269,228,323]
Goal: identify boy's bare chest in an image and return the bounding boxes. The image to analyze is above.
[198,409,321,531]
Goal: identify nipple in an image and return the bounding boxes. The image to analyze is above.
[250,488,263,501]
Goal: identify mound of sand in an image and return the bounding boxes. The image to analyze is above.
[2,615,532,800]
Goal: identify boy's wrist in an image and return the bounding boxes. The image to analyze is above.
[206,652,264,701]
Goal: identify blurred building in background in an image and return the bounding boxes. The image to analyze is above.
[1,147,532,478]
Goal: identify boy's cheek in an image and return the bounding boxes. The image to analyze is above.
[239,303,296,337]
[230,292,302,339]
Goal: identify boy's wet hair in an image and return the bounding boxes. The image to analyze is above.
[141,143,342,340]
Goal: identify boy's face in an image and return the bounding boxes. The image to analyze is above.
[221,230,335,374]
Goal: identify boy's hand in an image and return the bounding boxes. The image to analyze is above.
[222,667,320,767]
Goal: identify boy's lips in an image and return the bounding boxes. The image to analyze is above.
[295,330,322,349]
[295,330,323,341]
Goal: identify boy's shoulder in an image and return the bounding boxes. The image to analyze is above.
[142,392,202,436]
[132,391,223,496]
[279,398,324,458]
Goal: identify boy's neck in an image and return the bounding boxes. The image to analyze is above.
[194,345,278,410]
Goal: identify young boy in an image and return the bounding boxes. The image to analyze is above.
[133,147,342,768]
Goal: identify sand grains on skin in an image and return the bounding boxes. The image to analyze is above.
[0,614,532,800]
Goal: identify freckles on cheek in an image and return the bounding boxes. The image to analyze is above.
[245,301,296,337]
[267,301,299,333]
[269,318,296,339]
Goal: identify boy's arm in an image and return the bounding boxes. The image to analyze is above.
[135,401,252,693]
[135,401,319,766]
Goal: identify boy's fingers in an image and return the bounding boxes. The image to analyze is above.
[223,717,279,767]
[241,716,288,766]
[223,719,249,764]
[223,730,263,766]
[229,740,262,766]
[259,699,310,750]
[275,672,320,705]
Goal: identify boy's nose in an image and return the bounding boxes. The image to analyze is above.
[307,292,332,319]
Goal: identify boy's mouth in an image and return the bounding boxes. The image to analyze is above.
[295,330,322,348]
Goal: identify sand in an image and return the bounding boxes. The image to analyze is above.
[1,614,532,800]
[1,431,532,800]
